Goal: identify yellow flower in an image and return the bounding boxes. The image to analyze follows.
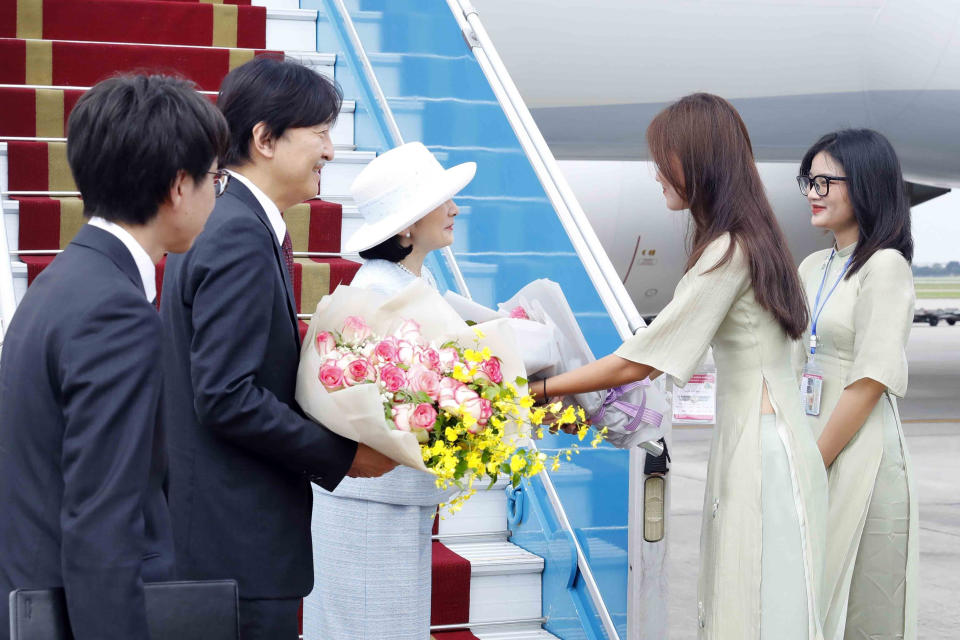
[577,407,586,421]
[445,427,458,442]
[577,425,589,441]
[473,327,486,340]
[452,364,472,383]
[509,454,527,473]
[559,406,577,425]
[519,395,535,409]
[530,408,546,426]
[463,348,482,363]
[481,347,492,360]
[461,411,477,429]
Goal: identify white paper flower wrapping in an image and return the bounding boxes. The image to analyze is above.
[296,280,529,471]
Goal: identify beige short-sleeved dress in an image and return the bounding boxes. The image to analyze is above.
[617,234,828,639]
[797,244,918,640]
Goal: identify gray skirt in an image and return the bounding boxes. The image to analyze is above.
[303,484,437,640]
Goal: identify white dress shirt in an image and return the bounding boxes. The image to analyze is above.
[227,170,286,246]
[87,216,156,302]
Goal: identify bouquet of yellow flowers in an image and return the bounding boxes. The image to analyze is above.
[296,281,598,512]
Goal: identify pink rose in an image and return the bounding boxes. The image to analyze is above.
[341,316,372,344]
[467,420,486,434]
[393,318,422,343]
[372,338,398,364]
[379,364,407,393]
[509,306,529,320]
[396,340,416,366]
[438,377,464,412]
[415,347,441,371]
[315,331,336,357]
[408,367,441,401]
[454,385,484,423]
[472,368,492,385]
[391,403,415,432]
[438,347,460,371]
[481,357,503,384]
[478,398,493,424]
[345,358,376,386]
[411,403,438,431]
[318,363,346,391]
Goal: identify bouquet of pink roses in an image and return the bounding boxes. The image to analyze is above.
[296,281,596,510]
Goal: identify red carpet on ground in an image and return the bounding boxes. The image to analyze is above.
[1,0,266,49]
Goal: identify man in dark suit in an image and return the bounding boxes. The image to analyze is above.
[160,57,396,639]
[0,75,229,639]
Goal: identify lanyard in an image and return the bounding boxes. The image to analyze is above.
[809,249,853,355]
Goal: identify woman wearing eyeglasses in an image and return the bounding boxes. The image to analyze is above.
[533,93,827,639]
[795,129,917,640]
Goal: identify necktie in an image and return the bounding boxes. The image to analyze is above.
[281,230,295,282]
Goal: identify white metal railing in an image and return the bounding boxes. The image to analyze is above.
[445,3,670,640]
[446,0,643,339]
[0,196,17,343]
[325,0,472,299]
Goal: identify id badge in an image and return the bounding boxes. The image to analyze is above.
[800,361,823,417]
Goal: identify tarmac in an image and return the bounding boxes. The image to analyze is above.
[666,323,960,639]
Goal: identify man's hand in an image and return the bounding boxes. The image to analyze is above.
[346,443,398,478]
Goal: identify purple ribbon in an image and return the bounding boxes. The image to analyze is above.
[590,379,664,433]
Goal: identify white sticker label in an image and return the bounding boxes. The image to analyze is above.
[673,372,717,424]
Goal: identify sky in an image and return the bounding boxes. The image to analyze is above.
[912,191,960,265]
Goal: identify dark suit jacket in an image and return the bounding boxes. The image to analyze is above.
[160,179,357,599]
[0,225,174,639]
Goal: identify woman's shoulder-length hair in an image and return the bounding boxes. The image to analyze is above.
[799,128,914,278]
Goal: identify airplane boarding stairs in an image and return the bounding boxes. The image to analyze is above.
[0,1,669,638]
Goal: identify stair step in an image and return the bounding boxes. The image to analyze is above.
[474,630,560,640]
[0,88,352,147]
[265,9,318,51]
[2,0,268,48]
[443,541,543,623]
[0,142,372,195]
[251,0,297,10]
[438,476,509,538]
[0,38,281,92]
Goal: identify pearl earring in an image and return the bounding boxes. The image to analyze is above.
[405,232,411,238]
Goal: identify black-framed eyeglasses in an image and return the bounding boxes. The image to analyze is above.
[208,169,230,197]
[797,174,847,197]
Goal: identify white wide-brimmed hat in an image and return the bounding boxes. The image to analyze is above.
[343,142,476,253]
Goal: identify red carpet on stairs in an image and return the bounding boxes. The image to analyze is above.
[125,0,252,5]
[431,632,481,640]
[0,87,222,138]
[0,38,279,91]
[431,541,472,627]
[1,0,266,48]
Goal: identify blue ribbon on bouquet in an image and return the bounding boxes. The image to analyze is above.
[590,379,664,432]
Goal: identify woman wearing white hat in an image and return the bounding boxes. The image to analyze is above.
[307,142,475,640]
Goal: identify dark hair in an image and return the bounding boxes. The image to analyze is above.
[359,236,413,262]
[218,56,343,166]
[66,74,228,225]
[647,93,809,339]
[799,129,913,278]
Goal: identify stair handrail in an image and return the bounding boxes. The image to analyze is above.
[0,199,16,344]
[320,0,472,299]
[446,0,644,340]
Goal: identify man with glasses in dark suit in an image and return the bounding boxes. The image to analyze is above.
[159,57,396,640]
[0,74,229,640]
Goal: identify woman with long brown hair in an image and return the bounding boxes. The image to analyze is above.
[532,93,827,638]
